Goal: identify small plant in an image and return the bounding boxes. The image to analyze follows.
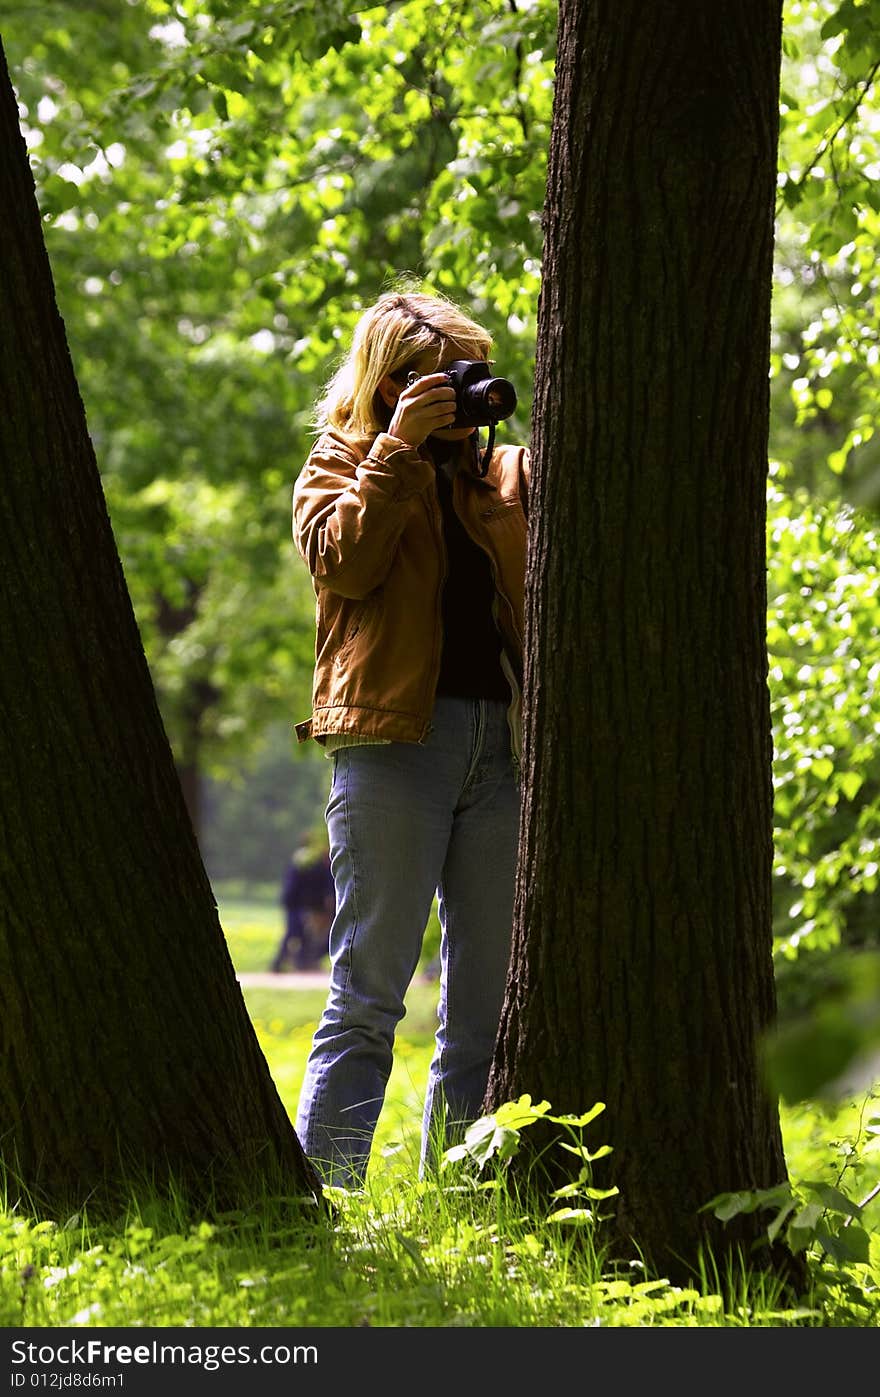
[440,1094,620,1227]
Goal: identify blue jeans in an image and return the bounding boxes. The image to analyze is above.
[294,695,519,1187]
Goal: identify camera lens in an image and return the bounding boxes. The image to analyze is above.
[463,376,517,422]
[445,359,518,427]
[484,379,517,419]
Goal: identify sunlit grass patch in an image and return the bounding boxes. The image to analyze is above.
[4,898,861,1328]
[216,890,283,972]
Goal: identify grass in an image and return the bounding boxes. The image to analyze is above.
[2,892,878,1331]
[217,893,286,973]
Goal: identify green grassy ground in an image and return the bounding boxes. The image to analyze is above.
[2,892,876,1331]
[219,889,441,1178]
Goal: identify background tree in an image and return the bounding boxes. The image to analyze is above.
[487,0,805,1285]
[0,35,321,1216]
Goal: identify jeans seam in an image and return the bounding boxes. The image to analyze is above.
[339,749,358,1029]
[309,749,357,1136]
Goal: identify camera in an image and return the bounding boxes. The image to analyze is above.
[407,359,517,428]
[443,359,517,428]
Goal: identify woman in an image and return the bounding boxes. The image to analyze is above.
[291,288,529,1187]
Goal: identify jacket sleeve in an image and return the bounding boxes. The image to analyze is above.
[292,432,435,599]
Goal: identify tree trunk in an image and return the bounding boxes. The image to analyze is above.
[0,40,321,1217]
[487,0,803,1286]
[154,585,217,845]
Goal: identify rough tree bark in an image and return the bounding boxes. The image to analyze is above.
[0,39,321,1217]
[487,0,804,1286]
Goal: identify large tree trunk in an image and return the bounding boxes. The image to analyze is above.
[0,40,321,1217]
[488,0,803,1286]
[154,584,217,845]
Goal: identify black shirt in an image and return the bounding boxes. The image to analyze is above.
[433,457,510,702]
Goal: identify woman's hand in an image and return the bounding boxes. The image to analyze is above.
[387,373,457,447]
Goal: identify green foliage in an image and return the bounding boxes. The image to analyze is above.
[767,467,880,1091]
[772,0,880,509]
[4,1084,877,1326]
[0,1188,798,1328]
[8,906,870,1329]
[765,950,880,1100]
[707,1086,880,1322]
[202,724,330,881]
[768,478,880,957]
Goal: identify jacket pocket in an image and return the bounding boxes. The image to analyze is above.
[334,593,382,669]
[479,496,525,522]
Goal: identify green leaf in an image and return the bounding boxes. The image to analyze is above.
[40,175,81,214]
[819,13,847,40]
[494,1095,553,1129]
[712,1191,759,1221]
[546,1207,595,1225]
[550,1180,587,1199]
[792,1201,824,1232]
[785,1228,814,1256]
[549,1103,606,1128]
[707,1184,792,1221]
[458,1115,520,1168]
[815,1223,871,1265]
[557,1141,613,1162]
[801,1182,863,1221]
[837,770,863,801]
[766,1197,799,1244]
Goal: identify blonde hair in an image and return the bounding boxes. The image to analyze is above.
[314,288,493,438]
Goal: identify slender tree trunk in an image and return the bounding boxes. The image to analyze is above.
[488,0,804,1287]
[0,40,321,1217]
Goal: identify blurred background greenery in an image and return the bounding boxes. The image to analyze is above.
[4,0,880,1097]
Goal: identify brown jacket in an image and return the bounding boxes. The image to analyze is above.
[292,428,529,750]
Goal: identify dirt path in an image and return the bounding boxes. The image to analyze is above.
[237,971,329,990]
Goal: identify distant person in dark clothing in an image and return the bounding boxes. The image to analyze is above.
[271,838,335,972]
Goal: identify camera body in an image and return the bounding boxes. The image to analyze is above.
[443,360,517,428]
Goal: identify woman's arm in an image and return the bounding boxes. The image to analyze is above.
[293,432,434,599]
